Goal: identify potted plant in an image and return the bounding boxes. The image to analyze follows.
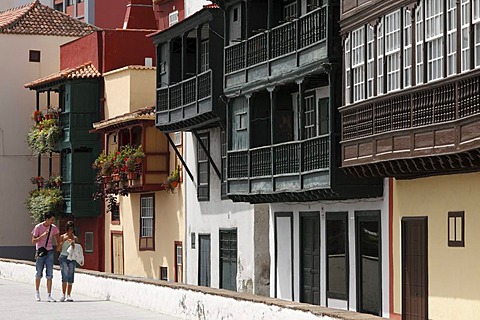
[132,145,145,164]
[30,176,45,188]
[167,165,180,189]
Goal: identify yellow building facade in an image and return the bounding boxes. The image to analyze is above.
[392,173,480,320]
[96,66,185,281]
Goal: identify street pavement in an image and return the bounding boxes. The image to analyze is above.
[0,278,182,320]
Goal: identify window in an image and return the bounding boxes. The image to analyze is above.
[221,130,227,197]
[85,232,94,253]
[29,50,40,62]
[447,0,457,76]
[345,35,351,104]
[54,3,63,11]
[377,19,384,94]
[169,10,179,27]
[110,198,120,223]
[367,26,375,97]
[201,40,209,72]
[351,27,365,102]
[474,0,480,66]
[448,211,465,247]
[175,242,183,282]
[173,131,182,146]
[283,1,297,20]
[197,133,210,201]
[140,194,155,250]
[318,98,329,135]
[425,0,444,81]
[219,229,237,291]
[385,10,401,92]
[303,95,316,139]
[404,9,412,88]
[191,232,196,249]
[236,112,247,131]
[461,0,471,72]
[233,8,238,22]
[160,266,168,281]
[416,4,424,84]
[326,213,348,300]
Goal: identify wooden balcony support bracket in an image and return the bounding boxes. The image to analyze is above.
[164,132,195,185]
[192,130,222,180]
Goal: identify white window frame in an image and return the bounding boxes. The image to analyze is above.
[303,94,316,139]
[425,0,444,81]
[404,9,413,88]
[283,1,297,20]
[473,0,480,66]
[351,27,365,103]
[447,0,457,76]
[416,4,424,84]
[377,19,385,95]
[201,40,209,72]
[140,196,154,238]
[367,25,375,97]
[461,0,471,72]
[169,10,179,27]
[385,10,401,92]
[345,35,351,104]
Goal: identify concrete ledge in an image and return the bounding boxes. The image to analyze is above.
[0,258,385,320]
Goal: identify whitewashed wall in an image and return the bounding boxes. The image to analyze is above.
[184,128,259,293]
[184,0,212,18]
[0,259,387,320]
[269,179,390,318]
[0,34,76,259]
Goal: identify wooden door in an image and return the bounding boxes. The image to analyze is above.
[356,211,381,316]
[300,213,320,305]
[111,233,124,275]
[198,235,211,287]
[402,217,428,320]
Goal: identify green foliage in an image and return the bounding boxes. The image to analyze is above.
[27,118,62,156]
[26,187,63,223]
[167,165,180,183]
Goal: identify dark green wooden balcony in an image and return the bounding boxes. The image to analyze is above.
[224,6,328,92]
[156,70,224,132]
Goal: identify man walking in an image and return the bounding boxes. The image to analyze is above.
[31,212,60,302]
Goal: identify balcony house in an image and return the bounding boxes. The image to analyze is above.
[339,1,480,179]
[25,63,102,217]
[222,0,382,203]
[151,7,225,133]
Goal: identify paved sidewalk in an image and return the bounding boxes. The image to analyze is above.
[0,278,181,320]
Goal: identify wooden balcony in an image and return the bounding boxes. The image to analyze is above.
[340,69,480,178]
[227,135,333,202]
[156,70,219,132]
[224,6,328,92]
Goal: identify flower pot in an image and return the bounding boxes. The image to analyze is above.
[169,180,178,189]
[112,173,120,182]
[103,175,111,184]
[135,158,143,164]
[127,172,138,180]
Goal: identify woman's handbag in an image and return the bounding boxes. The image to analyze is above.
[35,225,52,258]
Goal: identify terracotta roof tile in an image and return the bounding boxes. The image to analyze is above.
[0,0,99,36]
[93,106,156,131]
[25,62,102,89]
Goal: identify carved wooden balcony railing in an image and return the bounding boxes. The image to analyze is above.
[156,70,215,130]
[227,135,330,190]
[224,6,327,75]
[340,70,480,176]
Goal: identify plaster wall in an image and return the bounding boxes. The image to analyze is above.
[0,258,384,320]
[103,67,156,119]
[184,128,264,294]
[392,172,480,320]
[0,34,77,259]
[269,179,390,318]
[185,0,211,17]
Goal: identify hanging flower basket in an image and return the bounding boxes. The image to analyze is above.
[27,112,62,156]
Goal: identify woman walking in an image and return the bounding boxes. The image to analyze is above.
[58,221,78,302]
